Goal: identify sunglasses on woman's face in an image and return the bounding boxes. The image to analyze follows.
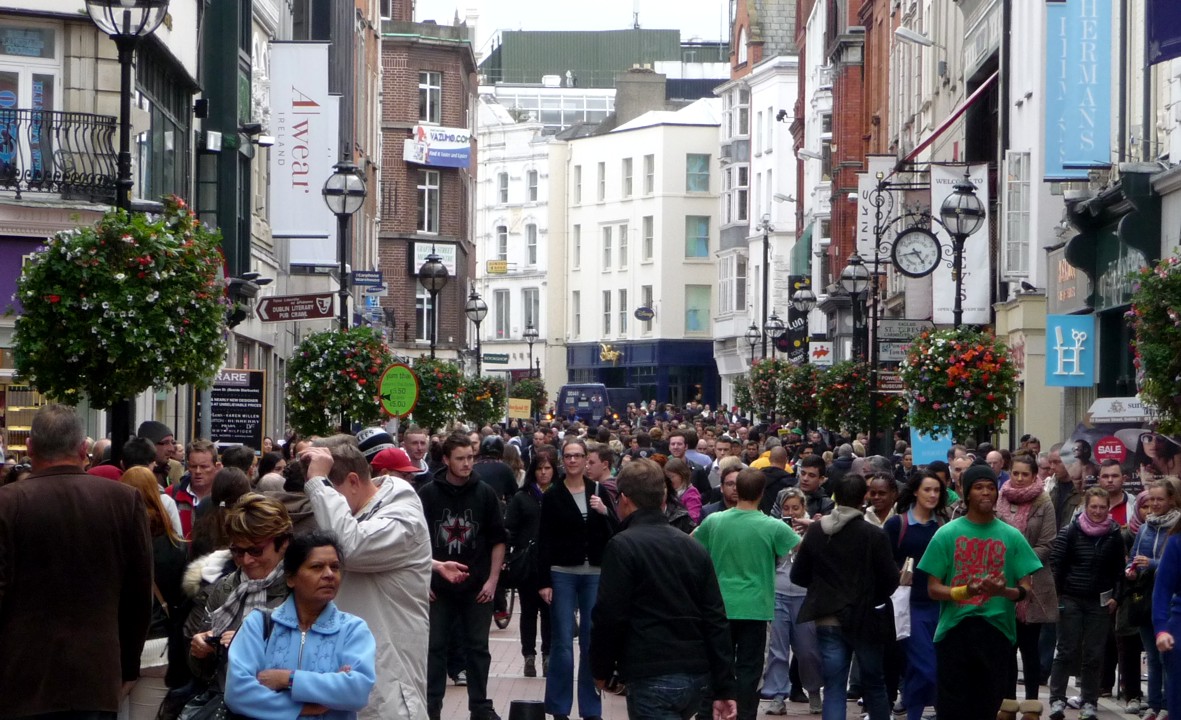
[229,542,271,559]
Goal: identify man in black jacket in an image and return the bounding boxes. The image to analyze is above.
[418,432,507,720]
[590,459,737,720]
[760,446,795,515]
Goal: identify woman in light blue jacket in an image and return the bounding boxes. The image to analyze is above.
[227,530,377,720]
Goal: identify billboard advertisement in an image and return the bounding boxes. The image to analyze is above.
[403,125,472,169]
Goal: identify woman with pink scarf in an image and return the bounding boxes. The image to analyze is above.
[1047,487,1128,720]
[994,454,1058,705]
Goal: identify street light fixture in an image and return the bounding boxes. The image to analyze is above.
[763,313,786,360]
[840,253,870,361]
[744,323,761,366]
[464,290,488,375]
[757,213,773,359]
[418,251,449,358]
[938,169,986,328]
[85,0,170,464]
[523,325,539,378]
[322,162,367,331]
[791,288,817,314]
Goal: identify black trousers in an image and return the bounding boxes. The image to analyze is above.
[428,590,495,715]
[1010,620,1043,701]
[518,582,551,658]
[699,619,766,720]
[936,617,1014,720]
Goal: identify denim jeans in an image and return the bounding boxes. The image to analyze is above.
[626,672,710,720]
[427,590,495,715]
[1049,595,1112,707]
[545,570,602,718]
[762,594,821,699]
[1140,623,1165,712]
[817,625,889,720]
[902,602,939,720]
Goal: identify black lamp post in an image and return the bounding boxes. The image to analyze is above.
[744,323,761,366]
[763,313,786,360]
[465,290,488,375]
[86,0,169,462]
[322,162,367,331]
[418,251,449,358]
[938,169,985,328]
[523,325,539,378]
[839,253,870,360]
[757,213,773,358]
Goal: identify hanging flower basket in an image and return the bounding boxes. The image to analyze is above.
[749,357,791,419]
[461,375,508,429]
[899,327,1019,438]
[814,361,874,433]
[732,374,754,415]
[286,326,396,436]
[510,377,548,418]
[11,198,227,409]
[411,357,464,432]
[1130,255,1181,433]
[777,363,820,423]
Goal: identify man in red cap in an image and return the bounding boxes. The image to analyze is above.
[371,447,427,487]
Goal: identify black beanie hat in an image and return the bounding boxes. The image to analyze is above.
[137,420,174,445]
[961,464,998,495]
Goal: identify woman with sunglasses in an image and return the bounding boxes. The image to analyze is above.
[185,493,294,692]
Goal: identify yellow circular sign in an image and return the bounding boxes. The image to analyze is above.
[379,364,419,418]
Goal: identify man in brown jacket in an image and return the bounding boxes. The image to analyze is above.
[0,404,153,719]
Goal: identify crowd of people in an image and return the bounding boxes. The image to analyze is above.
[5,400,1181,720]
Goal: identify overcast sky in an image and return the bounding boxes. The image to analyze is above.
[413,0,730,56]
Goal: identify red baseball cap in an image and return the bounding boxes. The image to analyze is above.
[371,447,420,475]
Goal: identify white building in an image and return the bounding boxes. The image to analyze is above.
[556,95,723,406]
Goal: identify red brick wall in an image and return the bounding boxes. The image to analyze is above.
[860,0,891,156]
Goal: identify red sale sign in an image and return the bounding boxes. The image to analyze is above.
[1094,436,1127,464]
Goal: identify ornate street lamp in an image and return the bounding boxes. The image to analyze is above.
[938,169,985,328]
[791,288,817,314]
[465,290,488,375]
[418,252,449,358]
[322,162,367,331]
[523,325,539,378]
[840,253,870,361]
[763,313,786,360]
[744,323,761,365]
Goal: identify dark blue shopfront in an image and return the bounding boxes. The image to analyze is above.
[566,340,719,407]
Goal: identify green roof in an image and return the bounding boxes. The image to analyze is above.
[479,29,683,88]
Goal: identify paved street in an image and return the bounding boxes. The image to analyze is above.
[438,603,1144,720]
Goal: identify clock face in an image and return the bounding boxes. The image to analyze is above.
[891,228,942,278]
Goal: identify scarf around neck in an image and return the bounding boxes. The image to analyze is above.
[1147,508,1181,530]
[209,562,285,636]
[1077,510,1114,538]
[997,477,1046,532]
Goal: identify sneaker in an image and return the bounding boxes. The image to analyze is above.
[1127,700,1143,714]
[1066,696,1081,710]
[893,698,906,715]
[1079,703,1098,720]
[494,610,511,629]
[1143,713,1158,720]
[765,698,787,715]
[453,670,467,686]
[1048,700,1066,720]
[809,695,822,714]
[523,655,536,677]
[789,690,809,704]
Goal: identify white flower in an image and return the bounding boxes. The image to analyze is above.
[114,273,126,281]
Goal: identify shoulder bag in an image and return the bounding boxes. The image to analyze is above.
[177,611,274,720]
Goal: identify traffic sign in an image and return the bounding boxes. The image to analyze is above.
[879,318,936,340]
[256,294,335,322]
[379,364,419,418]
[879,341,909,363]
[878,371,904,394]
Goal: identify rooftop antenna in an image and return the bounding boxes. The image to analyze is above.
[633,0,640,29]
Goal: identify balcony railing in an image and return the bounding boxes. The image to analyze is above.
[0,109,117,203]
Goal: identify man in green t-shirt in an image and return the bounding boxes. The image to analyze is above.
[695,467,799,720]
[918,464,1042,720]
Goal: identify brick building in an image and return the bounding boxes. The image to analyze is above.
[378,2,478,359]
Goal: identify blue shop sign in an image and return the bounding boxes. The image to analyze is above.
[1045,314,1096,387]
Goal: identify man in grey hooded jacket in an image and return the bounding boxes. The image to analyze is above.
[303,439,434,720]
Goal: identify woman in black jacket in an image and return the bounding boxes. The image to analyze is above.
[1047,487,1127,720]
[538,438,619,720]
[505,445,559,678]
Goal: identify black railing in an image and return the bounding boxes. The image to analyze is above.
[0,109,117,203]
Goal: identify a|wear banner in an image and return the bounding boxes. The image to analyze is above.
[269,42,340,265]
[1044,0,1114,180]
[1148,0,1181,65]
[931,164,991,325]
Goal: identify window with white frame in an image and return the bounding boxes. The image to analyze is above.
[418,71,441,124]
[417,170,440,233]
[572,290,581,337]
[573,165,582,203]
[494,289,510,339]
[415,281,436,342]
[619,289,628,334]
[602,226,612,268]
[642,216,654,261]
[526,169,538,201]
[686,153,710,192]
[643,154,655,194]
[755,110,763,154]
[380,0,393,20]
[523,287,539,330]
[622,157,633,198]
[497,172,508,204]
[719,256,734,314]
[572,224,581,269]
[736,254,747,312]
[496,225,508,261]
[723,168,733,224]
[1004,150,1030,278]
[640,285,653,333]
[685,216,710,258]
[736,88,749,135]
[597,161,606,201]
[602,290,612,335]
[685,285,711,334]
[618,224,628,267]
[526,223,538,265]
[735,165,748,222]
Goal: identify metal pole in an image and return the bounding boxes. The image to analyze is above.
[527,342,534,376]
[868,179,884,456]
[337,213,349,331]
[761,226,770,359]
[475,321,482,375]
[109,37,137,465]
[429,291,438,359]
[953,235,965,329]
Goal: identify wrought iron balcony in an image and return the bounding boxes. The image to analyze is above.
[0,109,117,204]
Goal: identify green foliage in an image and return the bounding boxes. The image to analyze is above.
[510,376,548,417]
[814,361,871,433]
[748,357,791,419]
[899,327,1019,438]
[12,198,227,408]
[286,327,396,436]
[777,363,820,422]
[411,358,464,432]
[732,374,753,414]
[461,375,508,428]
[1130,256,1181,433]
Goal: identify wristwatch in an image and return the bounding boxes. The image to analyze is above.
[287,672,295,691]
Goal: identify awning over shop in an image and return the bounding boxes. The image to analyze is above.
[791,224,814,276]
[901,71,999,166]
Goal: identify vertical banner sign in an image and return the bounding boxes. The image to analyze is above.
[1148,0,1181,65]
[269,42,340,265]
[856,155,897,259]
[931,164,991,325]
[1044,0,1113,180]
[1045,314,1097,387]
[785,275,811,364]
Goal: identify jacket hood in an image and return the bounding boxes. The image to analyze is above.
[264,490,315,523]
[820,505,863,535]
[182,549,233,598]
[430,466,479,494]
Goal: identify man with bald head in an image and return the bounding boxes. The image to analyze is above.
[760,446,795,515]
[986,450,1009,487]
